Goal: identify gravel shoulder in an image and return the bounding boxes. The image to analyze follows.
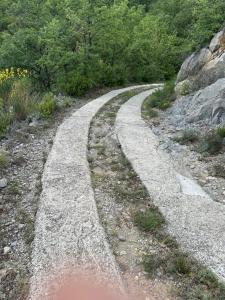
[115,90,225,280]
[0,96,93,300]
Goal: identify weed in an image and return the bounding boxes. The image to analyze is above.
[106,112,116,118]
[212,164,225,178]
[38,92,57,118]
[0,151,9,169]
[134,207,165,232]
[145,80,176,111]
[174,130,199,145]
[143,253,163,276]
[198,132,223,155]
[156,233,179,249]
[9,80,36,121]
[217,127,225,138]
[165,251,192,276]
[8,181,21,195]
[23,219,35,244]
[144,108,159,119]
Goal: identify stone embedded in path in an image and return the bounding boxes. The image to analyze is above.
[0,178,8,189]
[29,85,151,300]
[115,89,225,280]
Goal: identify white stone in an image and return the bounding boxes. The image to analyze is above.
[3,246,11,255]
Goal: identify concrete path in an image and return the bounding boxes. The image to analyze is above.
[115,89,225,280]
[29,86,151,299]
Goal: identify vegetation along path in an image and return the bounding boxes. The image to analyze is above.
[115,89,225,281]
[29,85,151,299]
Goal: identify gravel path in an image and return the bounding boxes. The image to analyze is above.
[115,89,225,280]
[29,86,151,299]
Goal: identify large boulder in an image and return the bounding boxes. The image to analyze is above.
[176,28,225,96]
[171,78,225,127]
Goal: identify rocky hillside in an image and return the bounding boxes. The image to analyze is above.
[174,28,225,127]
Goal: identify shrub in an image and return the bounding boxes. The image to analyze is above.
[58,72,93,96]
[198,132,223,155]
[166,251,192,276]
[145,80,176,111]
[0,151,9,169]
[143,253,163,276]
[213,164,225,178]
[217,127,225,138]
[174,130,199,145]
[0,113,11,137]
[9,79,35,121]
[38,92,56,118]
[134,207,165,232]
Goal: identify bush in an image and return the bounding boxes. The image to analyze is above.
[198,132,223,155]
[38,92,56,118]
[134,207,165,232]
[0,113,11,137]
[146,80,176,111]
[174,130,199,145]
[166,251,192,276]
[9,79,36,121]
[217,127,225,138]
[212,164,225,178]
[58,71,93,96]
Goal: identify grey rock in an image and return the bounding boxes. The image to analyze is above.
[0,178,8,189]
[177,48,212,83]
[209,30,225,53]
[170,78,225,127]
[176,28,225,95]
[3,246,11,255]
[117,234,126,242]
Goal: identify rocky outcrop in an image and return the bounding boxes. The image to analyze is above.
[176,28,225,95]
[173,28,225,127]
[171,79,225,127]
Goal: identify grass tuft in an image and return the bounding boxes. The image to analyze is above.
[174,130,199,145]
[134,207,165,232]
[0,151,9,169]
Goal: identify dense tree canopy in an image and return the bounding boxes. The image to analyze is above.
[0,0,224,95]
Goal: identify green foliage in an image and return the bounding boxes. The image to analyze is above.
[10,80,36,121]
[1,0,223,97]
[217,127,225,138]
[143,246,225,299]
[38,93,56,118]
[134,207,165,232]
[145,81,176,111]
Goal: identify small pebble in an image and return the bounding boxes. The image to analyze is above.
[3,246,11,255]
[0,178,8,189]
[118,234,126,242]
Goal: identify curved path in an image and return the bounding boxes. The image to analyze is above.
[29,86,152,299]
[115,89,225,280]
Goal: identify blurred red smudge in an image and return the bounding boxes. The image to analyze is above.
[46,271,127,300]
